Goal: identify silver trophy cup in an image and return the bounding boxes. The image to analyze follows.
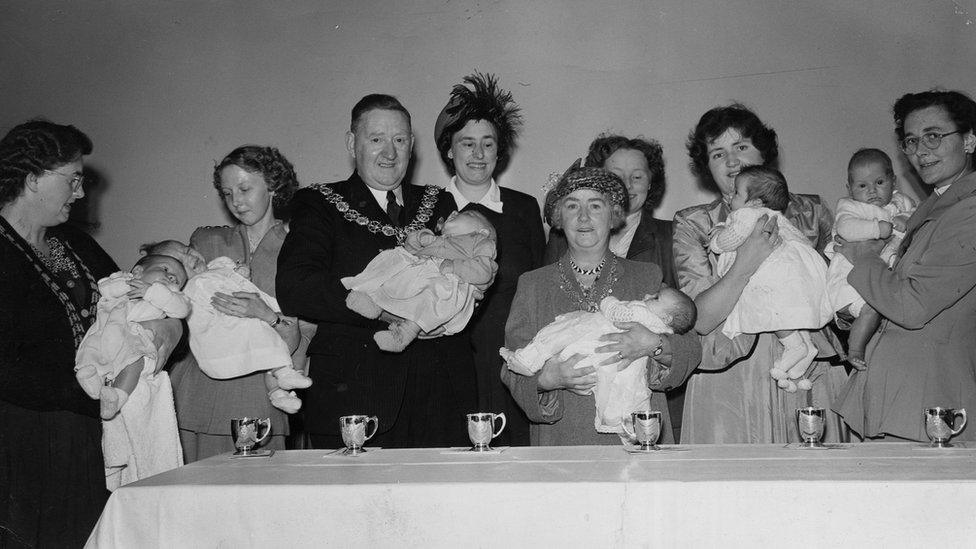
[796,407,826,447]
[230,417,271,456]
[924,407,967,447]
[623,410,662,451]
[339,414,378,455]
[466,412,506,451]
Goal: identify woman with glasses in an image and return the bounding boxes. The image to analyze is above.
[834,90,976,442]
[0,120,182,546]
[673,104,847,444]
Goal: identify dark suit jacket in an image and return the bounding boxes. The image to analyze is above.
[544,213,677,288]
[277,173,471,437]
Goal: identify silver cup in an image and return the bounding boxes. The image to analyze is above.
[339,415,378,455]
[924,407,967,447]
[231,417,271,456]
[467,412,506,451]
[623,410,662,451]
[796,407,826,447]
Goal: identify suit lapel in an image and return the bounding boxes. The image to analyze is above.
[899,171,976,255]
[626,215,654,260]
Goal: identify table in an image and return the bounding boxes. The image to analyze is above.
[86,443,976,548]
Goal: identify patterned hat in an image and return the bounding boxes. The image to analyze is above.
[543,160,629,225]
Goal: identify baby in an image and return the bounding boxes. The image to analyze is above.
[709,166,833,392]
[343,209,498,352]
[181,254,311,413]
[825,149,917,369]
[499,288,696,434]
[75,253,191,419]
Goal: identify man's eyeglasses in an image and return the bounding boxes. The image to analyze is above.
[899,131,961,154]
[44,169,85,192]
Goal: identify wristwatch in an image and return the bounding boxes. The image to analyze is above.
[267,315,283,328]
[652,342,664,357]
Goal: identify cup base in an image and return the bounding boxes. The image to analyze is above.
[929,440,954,448]
[469,444,493,452]
[800,440,824,448]
[230,449,274,458]
[342,446,367,456]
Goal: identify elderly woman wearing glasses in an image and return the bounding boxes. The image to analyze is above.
[0,120,182,546]
[834,90,976,443]
[500,164,700,445]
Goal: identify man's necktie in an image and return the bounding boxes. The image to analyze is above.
[386,190,402,226]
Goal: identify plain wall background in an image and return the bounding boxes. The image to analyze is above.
[2,0,975,266]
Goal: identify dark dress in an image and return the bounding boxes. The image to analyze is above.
[544,213,686,441]
[277,174,477,448]
[447,187,545,446]
[0,217,116,548]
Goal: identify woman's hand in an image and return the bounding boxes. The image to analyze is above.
[137,318,183,372]
[834,236,885,265]
[211,291,276,323]
[729,214,781,278]
[537,353,596,395]
[596,322,665,370]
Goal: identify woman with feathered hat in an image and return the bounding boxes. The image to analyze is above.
[434,72,545,445]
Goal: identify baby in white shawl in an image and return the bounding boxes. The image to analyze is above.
[74,252,189,490]
[500,288,695,434]
[184,256,311,413]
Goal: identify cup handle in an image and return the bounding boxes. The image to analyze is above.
[952,409,967,435]
[363,416,379,442]
[255,418,272,445]
[492,413,507,438]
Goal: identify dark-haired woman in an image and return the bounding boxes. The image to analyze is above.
[170,145,306,461]
[673,104,845,444]
[433,73,545,446]
[835,90,976,442]
[0,121,181,546]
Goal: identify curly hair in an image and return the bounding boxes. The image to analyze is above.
[585,134,666,211]
[0,120,92,207]
[213,145,299,218]
[686,103,779,194]
[893,89,976,141]
[435,72,523,176]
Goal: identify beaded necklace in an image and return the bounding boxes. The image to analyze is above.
[311,183,439,244]
[569,256,605,276]
[557,253,619,312]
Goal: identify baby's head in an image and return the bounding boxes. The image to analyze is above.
[730,165,790,213]
[846,148,895,208]
[141,239,207,278]
[643,287,697,335]
[131,254,188,291]
[440,210,496,240]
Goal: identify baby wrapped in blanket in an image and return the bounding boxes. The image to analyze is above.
[184,256,311,412]
[343,210,497,352]
[500,288,695,434]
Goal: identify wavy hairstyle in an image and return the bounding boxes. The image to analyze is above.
[212,145,299,219]
[686,103,779,194]
[0,120,92,207]
[585,133,666,211]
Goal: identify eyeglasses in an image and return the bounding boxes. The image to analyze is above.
[899,131,961,154]
[44,169,85,192]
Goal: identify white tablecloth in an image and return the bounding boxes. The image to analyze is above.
[87,443,976,548]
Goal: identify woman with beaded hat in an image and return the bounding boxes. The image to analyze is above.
[500,163,700,445]
[434,72,545,446]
